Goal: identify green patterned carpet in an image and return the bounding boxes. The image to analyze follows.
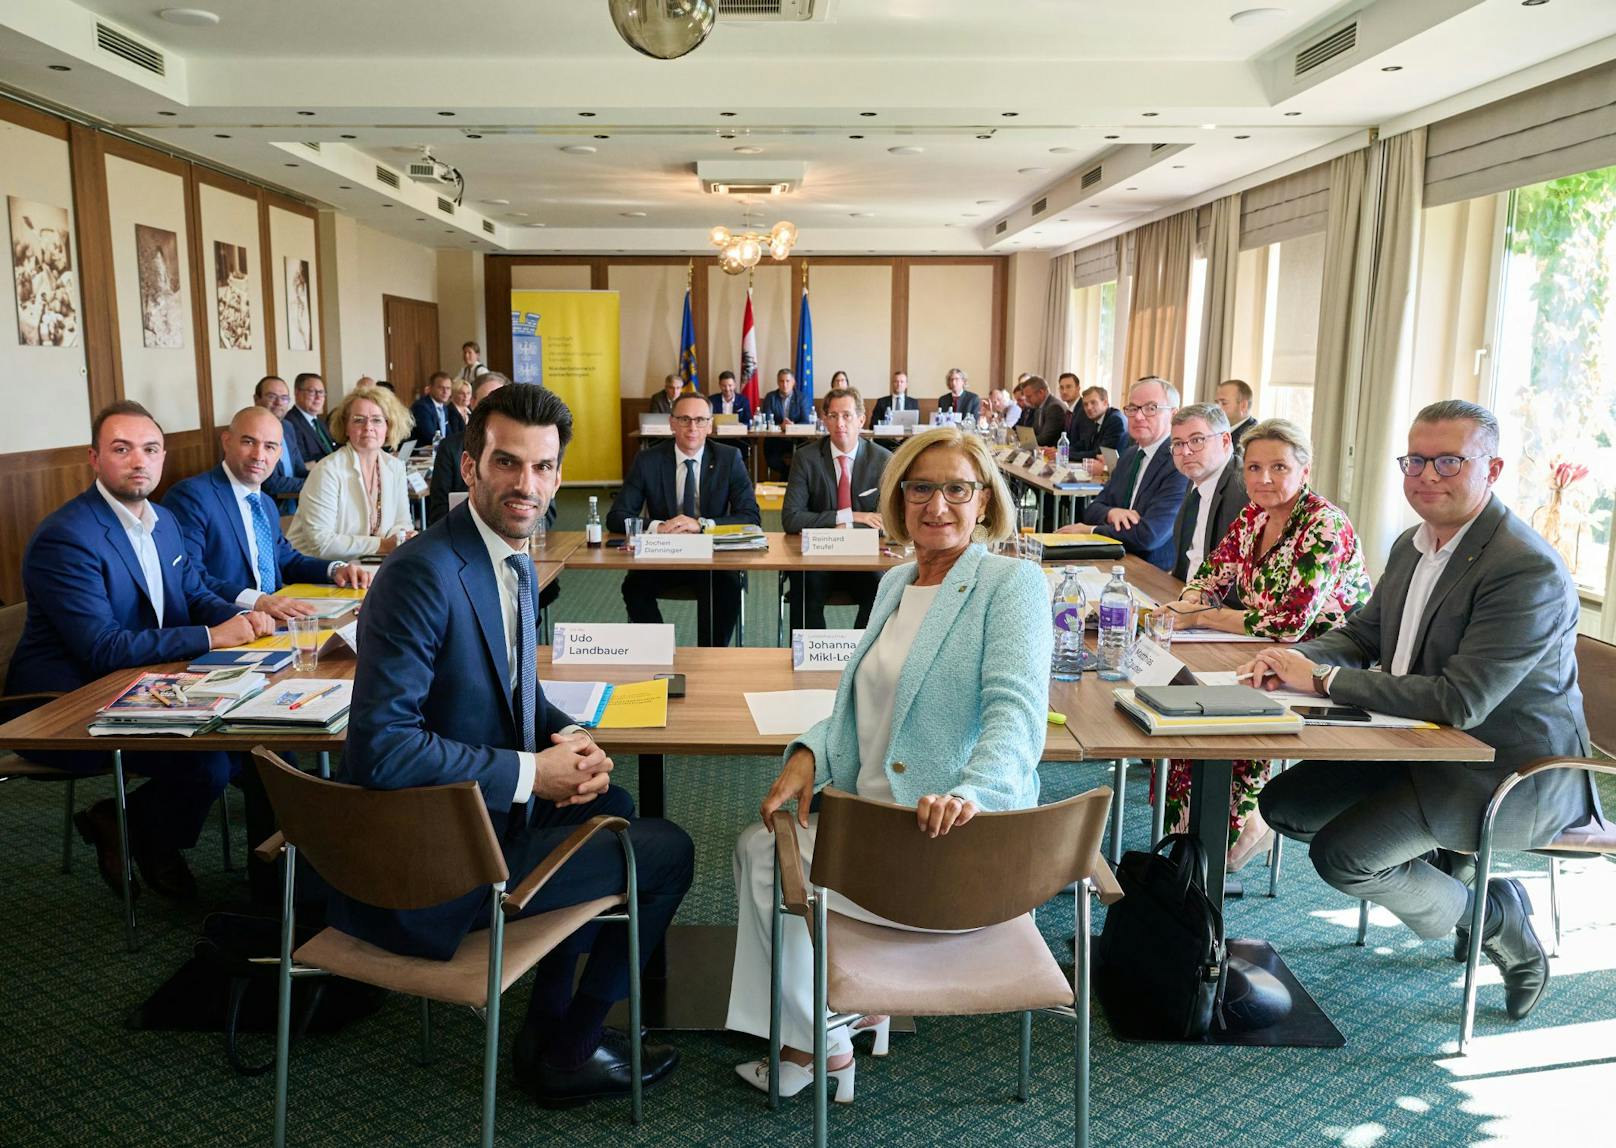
[3,490,1613,1147]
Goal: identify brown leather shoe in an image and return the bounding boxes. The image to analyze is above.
[74,798,139,900]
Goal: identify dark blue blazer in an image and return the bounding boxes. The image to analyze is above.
[709,391,752,423]
[1080,441,1190,571]
[262,417,305,496]
[409,395,465,445]
[1067,406,1130,459]
[871,393,918,424]
[759,388,812,426]
[285,408,334,470]
[162,465,332,602]
[606,440,761,533]
[336,502,574,959]
[6,486,240,695]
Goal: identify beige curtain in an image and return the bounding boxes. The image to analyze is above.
[1309,149,1369,503]
[1039,251,1076,378]
[1348,128,1427,574]
[1122,210,1196,390]
[1195,193,1241,404]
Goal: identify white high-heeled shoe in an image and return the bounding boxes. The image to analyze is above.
[735,1056,856,1103]
[851,1015,891,1056]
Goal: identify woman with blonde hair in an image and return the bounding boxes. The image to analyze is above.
[288,385,417,561]
[449,378,473,427]
[727,425,1053,1101]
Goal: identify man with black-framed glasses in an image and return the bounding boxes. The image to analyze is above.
[1166,402,1247,582]
[1252,399,1596,1024]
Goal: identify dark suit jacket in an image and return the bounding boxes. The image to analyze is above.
[336,502,575,959]
[781,438,893,532]
[427,432,558,531]
[1080,441,1190,571]
[937,390,982,419]
[262,417,305,496]
[606,440,761,532]
[1067,406,1130,459]
[648,392,677,415]
[1170,458,1249,582]
[1298,497,1596,850]
[759,388,812,426]
[871,393,918,424]
[285,407,334,469]
[162,465,333,601]
[408,396,465,445]
[6,486,240,695]
[1030,395,1068,447]
[1229,416,1257,448]
[708,392,751,423]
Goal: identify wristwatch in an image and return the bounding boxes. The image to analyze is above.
[1311,663,1333,697]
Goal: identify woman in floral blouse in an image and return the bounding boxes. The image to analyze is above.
[1159,418,1371,868]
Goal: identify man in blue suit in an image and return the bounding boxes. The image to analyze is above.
[7,402,274,899]
[343,383,692,1106]
[708,370,751,423]
[163,406,371,619]
[284,372,336,468]
[1057,376,1190,570]
[1067,384,1131,461]
[253,375,305,497]
[409,370,465,448]
[607,392,762,645]
[758,368,812,478]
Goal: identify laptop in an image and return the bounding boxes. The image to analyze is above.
[395,438,417,460]
[1015,426,1038,446]
[888,409,920,428]
[639,413,673,435]
[1100,446,1119,472]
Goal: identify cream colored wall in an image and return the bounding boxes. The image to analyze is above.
[0,119,90,451]
[512,264,592,290]
[706,263,792,387]
[436,248,485,364]
[105,153,200,432]
[799,264,890,398]
[197,182,267,423]
[330,218,438,393]
[906,264,994,399]
[268,206,321,384]
[609,264,684,398]
[1007,250,1051,379]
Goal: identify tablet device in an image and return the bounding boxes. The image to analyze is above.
[1133,685,1286,718]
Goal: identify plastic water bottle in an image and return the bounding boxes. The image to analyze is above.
[1056,431,1070,470]
[1050,567,1087,682]
[1097,564,1133,681]
[962,413,976,434]
[585,496,603,547]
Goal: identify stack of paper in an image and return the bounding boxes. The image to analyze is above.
[186,666,268,700]
[744,690,838,736]
[595,679,670,729]
[710,523,769,551]
[1112,688,1305,737]
[218,680,353,734]
[541,680,614,727]
[89,672,239,737]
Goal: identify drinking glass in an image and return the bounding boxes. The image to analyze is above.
[625,517,643,554]
[1145,609,1176,649]
[289,617,322,672]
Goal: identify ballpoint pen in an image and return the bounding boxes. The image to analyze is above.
[289,683,340,711]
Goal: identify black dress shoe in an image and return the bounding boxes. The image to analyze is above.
[521,1028,678,1108]
[136,850,198,901]
[74,799,139,901]
[1479,877,1549,1021]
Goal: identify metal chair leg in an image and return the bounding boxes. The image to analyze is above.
[620,829,643,1125]
[1459,818,1501,1054]
[768,860,784,1110]
[813,889,829,1148]
[317,752,331,780]
[1150,759,1167,847]
[1355,899,1369,946]
[219,793,235,872]
[1108,761,1127,865]
[1547,857,1561,958]
[1267,833,1283,898]
[61,777,76,874]
[1075,878,1093,1148]
[1017,1011,1032,1102]
[273,843,298,1148]
[111,750,137,951]
[481,883,506,1148]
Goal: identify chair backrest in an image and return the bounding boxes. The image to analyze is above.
[251,747,508,910]
[1578,633,1616,757]
[809,786,1113,932]
[0,602,27,688]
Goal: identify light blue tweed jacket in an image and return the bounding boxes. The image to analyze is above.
[786,543,1053,812]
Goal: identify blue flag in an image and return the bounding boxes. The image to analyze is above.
[678,289,700,393]
[794,288,814,408]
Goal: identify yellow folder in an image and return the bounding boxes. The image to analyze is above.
[594,678,670,729]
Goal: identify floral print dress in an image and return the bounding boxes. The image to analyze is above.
[1158,488,1373,846]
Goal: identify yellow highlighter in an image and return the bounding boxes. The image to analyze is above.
[1047,711,1067,726]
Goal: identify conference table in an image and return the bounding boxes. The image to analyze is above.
[994,447,1105,528]
[630,426,914,481]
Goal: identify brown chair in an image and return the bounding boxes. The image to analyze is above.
[1459,633,1616,1052]
[249,747,647,1147]
[769,786,1120,1148]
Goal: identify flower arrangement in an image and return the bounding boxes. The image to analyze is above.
[1532,457,1590,568]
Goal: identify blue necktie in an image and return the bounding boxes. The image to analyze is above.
[505,553,537,755]
[682,458,698,519]
[248,493,279,594]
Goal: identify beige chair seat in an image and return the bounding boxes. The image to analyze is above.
[1543,811,1616,854]
[295,894,624,1008]
[826,911,1074,1018]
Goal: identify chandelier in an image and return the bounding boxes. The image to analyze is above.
[709,218,797,276]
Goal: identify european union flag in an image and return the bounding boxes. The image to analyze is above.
[794,287,814,408]
[678,289,700,393]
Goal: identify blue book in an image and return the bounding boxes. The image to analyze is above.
[188,648,295,674]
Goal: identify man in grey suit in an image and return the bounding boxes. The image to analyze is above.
[1168,403,1247,583]
[1250,400,1595,1021]
[781,386,892,630]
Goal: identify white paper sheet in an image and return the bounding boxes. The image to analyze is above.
[1167,629,1269,643]
[744,690,839,736]
[540,680,611,726]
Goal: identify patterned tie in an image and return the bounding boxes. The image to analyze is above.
[836,455,852,512]
[248,493,279,594]
[682,458,698,519]
[505,553,538,755]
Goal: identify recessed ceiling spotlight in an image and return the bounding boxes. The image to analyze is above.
[1058,218,1069,223]
[159,8,221,25]
[975,134,993,140]
[416,217,426,222]
[849,212,874,218]
[1283,111,1302,117]
[382,204,393,208]
[848,134,864,140]
[1126,186,1138,191]
[338,185,352,190]
[214,133,231,139]
[962,213,980,218]
[859,111,878,117]
[1017,167,1047,174]
[483,198,511,205]
[719,132,736,139]
[437,111,456,117]
[1522,0,1549,6]
[284,162,299,167]
[578,111,596,117]
[1228,7,1286,24]
[1049,146,1076,154]
[1201,123,1218,130]
[341,133,357,139]
[157,110,177,117]
[1172,164,1186,169]
[1141,111,1159,117]
[465,133,483,139]
[734,146,763,154]
[719,111,737,117]
[560,144,597,154]
[444,229,454,234]
[297,110,315,116]
[1234,134,1251,139]
[1001,111,1019,117]
[48,64,71,72]
[976,199,994,205]
[1089,204,1100,208]
[1381,65,1403,72]
[888,146,924,155]
[621,211,647,217]
[1104,134,1120,140]
[593,134,610,140]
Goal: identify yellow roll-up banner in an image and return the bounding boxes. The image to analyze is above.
[510,290,621,483]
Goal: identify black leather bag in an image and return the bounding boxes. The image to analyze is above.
[1094,833,1227,1039]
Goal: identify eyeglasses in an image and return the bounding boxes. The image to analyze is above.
[1395,454,1490,478]
[671,415,710,427]
[1169,433,1219,455]
[348,415,387,428]
[1122,402,1170,417]
[901,480,986,504]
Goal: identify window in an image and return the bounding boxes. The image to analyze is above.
[1181,257,1208,397]
[1070,279,1117,392]
[1227,232,1326,430]
[1489,163,1616,597]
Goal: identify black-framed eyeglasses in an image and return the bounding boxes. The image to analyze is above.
[1122,402,1169,417]
[670,415,711,427]
[1169,433,1220,455]
[1395,454,1490,478]
[901,480,986,504]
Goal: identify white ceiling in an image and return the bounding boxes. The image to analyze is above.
[2,0,1614,255]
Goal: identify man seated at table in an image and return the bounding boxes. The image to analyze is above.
[870,370,916,425]
[342,382,693,1106]
[1165,403,1248,582]
[254,375,305,498]
[709,369,751,423]
[1056,372,1081,412]
[1055,376,1188,569]
[648,374,683,415]
[936,367,981,420]
[1067,385,1130,461]
[1251,399,1596,1023]
[409,370,465,447]
[759,368,812,479]
[1020,374,1068,447]
[607,391,761,646]
[1217,378,1258,447]
[781,385,892,631]
[285,372,336,468]
[7,401,274,900]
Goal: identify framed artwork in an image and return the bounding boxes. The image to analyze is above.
[214,239,252,350]
[285,256,312,351]
[8,196,78,346]
[135,223,184,349]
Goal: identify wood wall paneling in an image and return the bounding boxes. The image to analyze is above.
[66,123,121,415]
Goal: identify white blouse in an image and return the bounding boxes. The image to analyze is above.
[286,445,413,561]
[853,582,941,805]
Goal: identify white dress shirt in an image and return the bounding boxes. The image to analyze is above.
[467,501,541,805]
[854,583,941,804]
[717,396,735,415]
[1128,437,1166,510]
[831,442,858,527]
[650,446,709,533]
[1389,498,1487,676]
[96,481,165,626]
[1183,459,1231,577]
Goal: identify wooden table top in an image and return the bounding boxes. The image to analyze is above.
[561,531,909,573]
[530,530,586,563]
[995,452,1105,497]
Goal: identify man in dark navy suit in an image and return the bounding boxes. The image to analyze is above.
[343,384,692,1106]
[1067,385,1131,460]
[284,372,336,468]
[7,402,274,899]
[607,391,762,646]
[409,370,466,447]
[870,370,917,425]
[708,370,751,423]
[935,367,982,420]
[1057,376,1190,570]
[253,375,305,496]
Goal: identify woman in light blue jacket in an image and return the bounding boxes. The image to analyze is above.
[728,425,1053,1102]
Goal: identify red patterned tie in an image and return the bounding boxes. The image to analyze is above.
[837,455,852,513]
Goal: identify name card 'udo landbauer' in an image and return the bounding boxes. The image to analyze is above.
[792,629,864,670]
[635,534,714,561]
[552,623,675,665]
[800,528,879,557]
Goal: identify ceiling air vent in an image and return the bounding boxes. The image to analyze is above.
[302,142,321,153]
[717,0,816,20]
[374,166,400,189]
[1150,143,1170,152]
[95,22,165,76]
[436,197,456,215]
[1031,196,1047,216]
[481,219,496,235]
[1294,20,1357,77]
[1080,166,1103,189]
[994,220,1008,236]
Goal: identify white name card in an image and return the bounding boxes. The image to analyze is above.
[635,533,714,561]
[406,472,428,496]
[784,423,820,436]
[800,528,879,556]
[1128,637,1186,687]
[792,629,864,670]
[715,423,750,436]
[552,623,675,665]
